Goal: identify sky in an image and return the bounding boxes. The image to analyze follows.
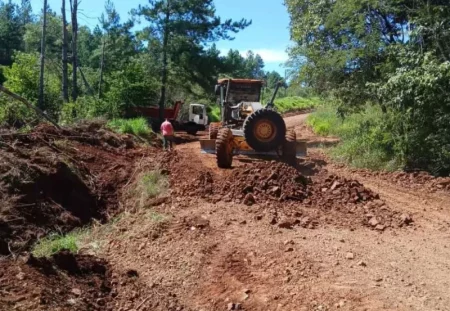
[15,0,292,75]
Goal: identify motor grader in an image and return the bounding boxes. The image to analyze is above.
[199,78,307,168]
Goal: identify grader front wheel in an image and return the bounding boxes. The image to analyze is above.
[216,128,233,168]
[209,122,221,139]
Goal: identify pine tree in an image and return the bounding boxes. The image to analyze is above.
[135,0,251,121]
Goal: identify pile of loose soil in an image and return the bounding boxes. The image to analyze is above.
[171,158,406,230]
[0,123,156,254]
[0,251,113,311]
[191,162,310,205]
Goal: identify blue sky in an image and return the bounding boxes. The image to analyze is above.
[17,0,291,74]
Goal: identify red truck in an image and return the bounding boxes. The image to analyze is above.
[132,101,208,135]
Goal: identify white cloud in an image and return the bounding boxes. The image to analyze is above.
[219,48,288,63]
[252,49,288,63]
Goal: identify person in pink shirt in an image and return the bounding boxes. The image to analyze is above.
[160,118,174,150]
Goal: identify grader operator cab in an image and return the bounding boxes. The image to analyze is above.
[200,78,307,168]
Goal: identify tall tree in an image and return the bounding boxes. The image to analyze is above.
[135,0,251,121]
[61,0,68,102]
[19,0,33,25]
[69,0,78,101]
[245,51,265,79]
[38,0,48,109]
[0,1,23,65]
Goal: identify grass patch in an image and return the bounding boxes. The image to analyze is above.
[274,96,320,114]
[107,117,152,136]
[32,229,87,258]
[141,170,169,198]
[307,104,404,171]
[133,169,170,209]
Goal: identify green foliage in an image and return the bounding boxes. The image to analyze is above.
[308,105,403,171]
[0,94,34,127]
[32,230,86,258]
[3,52,61,115]
[107,117,152,136]
[286,0,450,176]
[373,52,450,175]
[0,1,24,66]
[275,96,319,113]
[206,104,220,122]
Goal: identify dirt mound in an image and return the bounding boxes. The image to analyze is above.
[0,251,112,310]
[213,161,308,204]
[171,159,404,230]
[0,123,156,254]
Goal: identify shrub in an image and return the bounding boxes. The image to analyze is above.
[308,104,404,171]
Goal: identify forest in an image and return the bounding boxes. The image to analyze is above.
[286,0,450,176]
[0,0,311,128]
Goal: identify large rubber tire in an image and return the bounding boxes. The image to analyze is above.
[243,109,286,152]
[283,129,297,166]
[209,122,221,139]
[216,128,233,168]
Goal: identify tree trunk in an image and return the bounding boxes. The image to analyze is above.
[70,0,78,102]
[38,0,48,110]
[159,1,170,122]
[79,66,95,96]
[61,0,69,102]
[98,38,106,98]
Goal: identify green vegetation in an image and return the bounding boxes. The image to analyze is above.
[275,96,319,114]
[286,0,450,176]
[308,105,402,171]
[107,117,152,136]
[0,0,315,129]
[207,105,221,123]
[32,230,86,258]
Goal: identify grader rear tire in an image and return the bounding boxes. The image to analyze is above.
[209,122,221,139]
[243,109,286,152]
[283,129,297,166]
[216,128,233,168]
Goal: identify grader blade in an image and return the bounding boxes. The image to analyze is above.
[199,139,308,157]
[199,139,216,154]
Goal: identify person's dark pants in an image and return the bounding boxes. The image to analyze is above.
[163,135,174,150]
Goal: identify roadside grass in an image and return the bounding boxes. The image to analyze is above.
[32,169,170,258]
[307,104,404,171]
[275,96,320,113]
[107,117,152,137]
[32,209,170,257]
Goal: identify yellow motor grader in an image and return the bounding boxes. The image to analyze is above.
[199,78,307,168]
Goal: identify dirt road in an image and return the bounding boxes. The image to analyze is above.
[2,115,450,311]
[103,114,450,311]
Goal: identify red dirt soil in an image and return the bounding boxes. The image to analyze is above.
[2,114,450,311]
[0,251,113,311]
[0,122,156,254]
[166,151,405,231]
